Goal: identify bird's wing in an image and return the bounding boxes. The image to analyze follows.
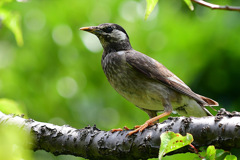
[125,50,207,105]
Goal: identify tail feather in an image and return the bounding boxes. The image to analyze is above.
[197,94,219,106]
[196,94,218,116]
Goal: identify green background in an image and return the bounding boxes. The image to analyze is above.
[1,0,240,159]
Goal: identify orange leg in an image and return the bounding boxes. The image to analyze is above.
[127,111,172,136]
[134,125,141,129]
[134,123,154,129]
[111,128,123,132]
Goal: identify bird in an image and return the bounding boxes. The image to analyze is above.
[80,23,218,135]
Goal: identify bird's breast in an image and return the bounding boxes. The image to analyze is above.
[101,52,167,110]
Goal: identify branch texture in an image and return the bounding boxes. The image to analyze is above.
[192,0,240,11]
[0,109,240,159]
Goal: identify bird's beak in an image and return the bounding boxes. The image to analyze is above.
[79,26,99,34]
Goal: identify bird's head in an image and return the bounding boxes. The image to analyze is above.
[80,23,132,52]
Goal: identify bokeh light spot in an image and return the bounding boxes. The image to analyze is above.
[119,1,141,22]
[52,24,73,46]
[24,9,46,31]
[136,0,146,18]
[57,77,78,98]
[80,32,102,53]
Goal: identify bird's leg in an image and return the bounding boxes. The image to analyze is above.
[134,108,157,129]
[134,125,141,129]
[128,101,172,136]
[127,111,172,135]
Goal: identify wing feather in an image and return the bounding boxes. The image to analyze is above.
[125,50,207,105]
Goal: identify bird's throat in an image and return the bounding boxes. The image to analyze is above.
[102,41,132,53]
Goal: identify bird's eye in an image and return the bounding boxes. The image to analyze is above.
[103,26,113,33]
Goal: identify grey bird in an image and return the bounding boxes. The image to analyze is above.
[80,23,218,135]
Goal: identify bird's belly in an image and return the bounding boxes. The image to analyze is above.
[108,72,207,116]
[107,71,173,111]
[118,82,167,111]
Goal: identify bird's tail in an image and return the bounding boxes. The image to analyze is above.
[197,94,218,116]
[197,94,219,106]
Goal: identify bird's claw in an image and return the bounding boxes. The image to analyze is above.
[111,126,129,133]
[127,122,154,136]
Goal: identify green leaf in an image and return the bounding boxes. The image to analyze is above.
[183,0,194,11]
[0,9,23,46]
[145,0,158,20]
[158,131,194,160]
[205,146,216,160]
[199,146,236,160]
[0,98,27,116]
[224,155,237,160]
[162,152,199,160]
[216,149,228,160]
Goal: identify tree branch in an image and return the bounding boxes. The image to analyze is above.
[0,109,240,159]
[192,0,240,11]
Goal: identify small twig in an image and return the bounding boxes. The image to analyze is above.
[192,0,240,11]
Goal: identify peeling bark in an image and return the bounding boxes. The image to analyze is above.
[0,109,240,159]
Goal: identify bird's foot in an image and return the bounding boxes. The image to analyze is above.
[127,111,172,136]
[134,125,141,129]
[133,123,154,129]
[127,121,155,136]
[111,126,129,133]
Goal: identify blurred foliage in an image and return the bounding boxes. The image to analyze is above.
[0,0,23,46]
[0,98,27,115]
[183,0,194,11]
[224,155,238,160]
[1,0,240,159]
[145,0,158,20]
[0,124,32,160]
[145,0,194,20]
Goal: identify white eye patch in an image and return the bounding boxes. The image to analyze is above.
[110,29,128,41]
